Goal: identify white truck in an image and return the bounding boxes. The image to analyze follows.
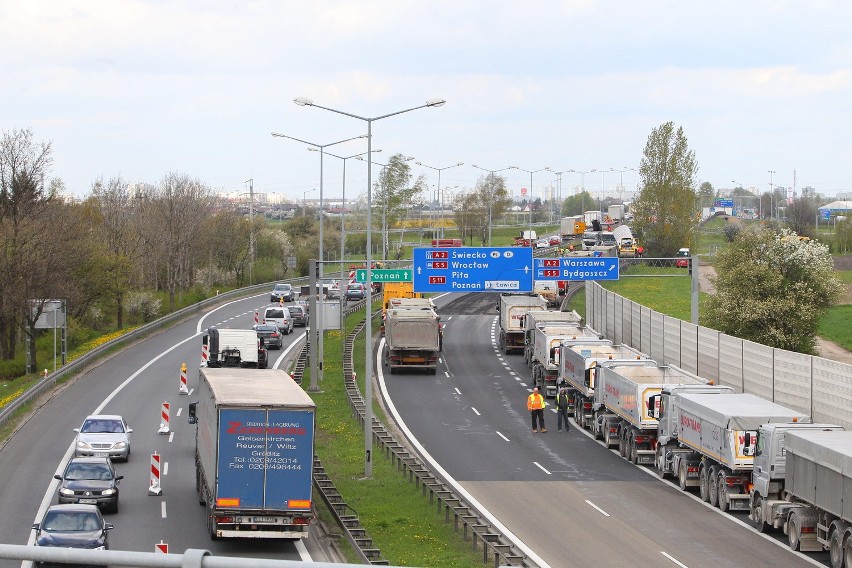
[189,367,315,539]
[533,280,561,308]
[608,204,625,222]
[522,309,584,365]
[594,364,720,465]
[497,294,547,355]
[203,327,265,369]
[612,225,637,257]
[658,393,809,512]
[530,325,601,398]
[748,426,852,563]
[558,343,651,430]
[560,215,585,240]
[383,308,442,374]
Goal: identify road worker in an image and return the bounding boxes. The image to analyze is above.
[527,387,547,433]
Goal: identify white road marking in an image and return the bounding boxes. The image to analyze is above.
[454,388,461,395]
[168,431,174,443]
[533,462,552,475]
[444,371,450,377]
[661,551,689,568]
[585,500,610,517]
[164,462,169,475]
[161,501,167,518]
[472,407,481,416]
[497,432,510,442]
[515,377,522,381]
[188,388,194,396]
[176,407,182,417]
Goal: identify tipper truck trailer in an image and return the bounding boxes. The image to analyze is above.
[530,325,603,397]
[748,427,852,562]
[383,307,442,374]
[497,294,547,355]
[595,364,719,465]
[611,225,637,257]
[189,367,315,540]
[558,343,652,430]
[522,309,584,365]
[660,392,809,513]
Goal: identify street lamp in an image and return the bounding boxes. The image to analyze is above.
[610,167,636,203]
[510,166,549,245]
[272,132,366,388]
[294,96,445,478]
[768,170,776,220]
[302,188,316,217]
[415,161,463,239]
[471,164,513,245]
[568,169,596,215]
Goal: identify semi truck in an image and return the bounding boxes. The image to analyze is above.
[558,343,651,430]
[748,426,851,563]
[594,364,722,465]
[189,367,315,540]
[522,309,584,365]
[530,325,602,397]
[380,282,423,335]
[533,280,561,308]
[383,307,442,374]
[608,204,625,222]
[655,392,809,512]
[497,294,547,355]
[203,327,265,369]
[559,215,585,240]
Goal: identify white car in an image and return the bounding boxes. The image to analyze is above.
[74,415,132,461]
[535,239,550,249]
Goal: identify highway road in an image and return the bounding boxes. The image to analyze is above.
[0,293,317,568]
[380,292,830,568]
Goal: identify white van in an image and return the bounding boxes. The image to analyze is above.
[204,327,264,368]
[263,306,294,334]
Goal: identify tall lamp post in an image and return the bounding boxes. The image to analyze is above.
[302,188,316,217]
[768,170,776,221]
[415,161,463,240]
[272,132,366,388]
[610,167,636,203]
[471,164,512,245]
[569,169,596,214]
[294,96,446,478]
[510,166,550,244]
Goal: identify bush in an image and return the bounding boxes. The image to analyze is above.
[124,291,162,324]
[722,223,742,242]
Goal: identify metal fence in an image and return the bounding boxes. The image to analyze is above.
[586,281,852,429]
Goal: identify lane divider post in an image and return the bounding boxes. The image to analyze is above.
[158,401,170,434]
[179,363,188,395]
[148,451,163,496]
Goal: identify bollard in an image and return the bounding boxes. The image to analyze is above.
[148,452,163,496]
[179,363,188,395]
[43,369,49,379]
[158,402,170,434]
[254,310,259,325]
[201,342,208,367]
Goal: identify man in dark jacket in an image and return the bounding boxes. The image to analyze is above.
[556,387,571,432]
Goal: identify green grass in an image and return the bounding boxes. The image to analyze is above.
[603,265,694,320]
[818,305,852,350]
[306,304,484,568]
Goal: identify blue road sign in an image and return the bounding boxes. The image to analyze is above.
[413,247,534,293]
[534,257,620,281]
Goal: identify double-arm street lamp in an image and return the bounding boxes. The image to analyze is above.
[471,164,512,246]
[768,170,776,220]
[610,167,636,203]
[272,132,366,388]
[510,166,550,244]
[294,96,446,478]
[415,161,464,239]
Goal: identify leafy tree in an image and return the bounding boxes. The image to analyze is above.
[703,227,842,353]
[631,121,698,256]
[561,191,595,217]
[785,198,818,238]
[697,181,715,209]
[835,216,852,254]
[373,154,425,259]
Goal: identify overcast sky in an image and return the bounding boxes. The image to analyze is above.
[4,1,852,205]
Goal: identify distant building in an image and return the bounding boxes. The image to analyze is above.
[818,201,852,220]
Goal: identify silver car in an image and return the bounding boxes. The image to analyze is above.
[74,415,132,462]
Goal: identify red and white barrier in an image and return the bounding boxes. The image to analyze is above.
[148,452,163,496]
[348,270,356,284]
[179,363,188,395]
[201,342,208,367]
[158,402,170,434]
[155,541,168,553]
[254,310,259,325]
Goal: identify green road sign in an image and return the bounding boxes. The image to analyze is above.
[355,269,413,283]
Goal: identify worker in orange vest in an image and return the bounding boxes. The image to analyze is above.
[527,387,547,433]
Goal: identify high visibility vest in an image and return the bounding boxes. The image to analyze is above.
[528,393,544,411]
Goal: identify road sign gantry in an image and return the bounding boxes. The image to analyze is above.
[413,247,534,293]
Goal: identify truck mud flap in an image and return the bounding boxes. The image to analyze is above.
[727,494,751,511]
[636,450,655,465]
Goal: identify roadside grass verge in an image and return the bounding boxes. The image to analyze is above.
[818,305,852,351]
[308,304,484,568]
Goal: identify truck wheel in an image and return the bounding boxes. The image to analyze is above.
[708,466,719,507]
[829,526,844,568]
[751,496,770,533]
[699,465,710,502]
[678,462,688,491]
[843,533,852,568]
[629,436,639,465]
[717,471,730,512]
[655,446,669,479]
[618,431,627,457]
[788,511,802,551]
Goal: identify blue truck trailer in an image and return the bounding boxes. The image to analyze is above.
[190,367,315,539]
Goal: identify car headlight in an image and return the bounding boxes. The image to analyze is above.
[76,440,91,449]
[101,488,116,496]
[59,488,75,496]
[113,441,127,449]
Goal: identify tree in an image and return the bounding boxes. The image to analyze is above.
[470,174,511,245]
[835,216,852,254]
[697,181,715,209]
[561,191,595,217]
[785,197,818,238]
[631,121,699,257]
[373,154,425,259]
[703,227,842,353]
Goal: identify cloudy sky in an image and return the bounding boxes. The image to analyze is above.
[3,1,852,205]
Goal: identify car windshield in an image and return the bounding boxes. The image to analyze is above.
[266,309,285,318]
[42,511,101,532]
[65,462,113,481]
[676,249,689,257]
[347,285,362,291]
[255,325,277,333]
[289,307,304,316]
[80,419,124,434]
[274,284,291,291]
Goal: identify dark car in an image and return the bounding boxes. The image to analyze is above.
[326,286,341,301]
[33,504,113,565]
[270,283,294,302]
[288,305,309,327]
[253,324,283,349]
[346,283,367,301]
[55,458,122,514]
